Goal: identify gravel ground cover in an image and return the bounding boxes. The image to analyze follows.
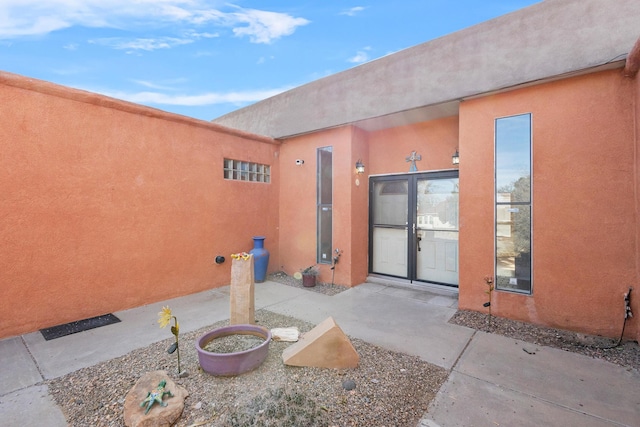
[46,274,638,426]
[271,271,638,372]
[47,309,447,426]
[203,334,266,353]
[268,271,348,296]
[449,310,639,371]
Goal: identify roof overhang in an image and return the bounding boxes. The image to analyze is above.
[351,60,625,134]
[212,0,640,139]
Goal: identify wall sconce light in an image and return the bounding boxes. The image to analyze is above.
[355,159,365,174]
[452,149,460,165]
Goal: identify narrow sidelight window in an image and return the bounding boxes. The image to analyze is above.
[495,114,532,293]
[317,147,333,264]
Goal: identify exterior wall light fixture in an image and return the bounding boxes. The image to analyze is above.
[355,159,365,174]
[452,149,460,165]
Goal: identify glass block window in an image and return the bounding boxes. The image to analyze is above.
[223,159,270,183]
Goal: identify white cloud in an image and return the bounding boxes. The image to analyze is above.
[86,85,294,106]
[340,6,366,17]
[182,30,219,39]
[90,36,194,51]
[0,1,309,44]
[231,8,310,44]
[257,55,275,64]
[0,14,71,37]
[130,80,178,91]
[348,46,372,64]
[89,30,218,52]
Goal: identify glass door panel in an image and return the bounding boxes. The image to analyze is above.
[415,178,459,285]
[371,179,408,277]
[369,173,459,287]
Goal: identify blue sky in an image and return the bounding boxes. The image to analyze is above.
[1,1,541,122]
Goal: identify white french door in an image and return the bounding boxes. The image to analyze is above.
[370,171,459,287]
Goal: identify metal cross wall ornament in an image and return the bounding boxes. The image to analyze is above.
[405,150,422,172]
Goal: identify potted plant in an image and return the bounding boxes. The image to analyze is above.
[300,265,319,287]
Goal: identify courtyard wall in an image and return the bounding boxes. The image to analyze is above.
[0,72,280,338]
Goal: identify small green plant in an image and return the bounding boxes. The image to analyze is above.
[483,276,494,328]
[301,265,319,276]
[227,387,328,427]
[158,306,182,375]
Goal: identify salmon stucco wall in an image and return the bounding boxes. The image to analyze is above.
[459,68,638,339]
[276,117,459,286]
[278,126,367,285]
[0,72,280,338]
[368,116,460,175]
[634,70,640,343]
[349,127,370,285]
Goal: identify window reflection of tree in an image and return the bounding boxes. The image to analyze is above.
[380,181,408,195]
[497,175,531,289]
[419,180,458,230]
[498,175,530,255]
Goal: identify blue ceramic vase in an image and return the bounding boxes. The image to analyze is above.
[249,236,269,283]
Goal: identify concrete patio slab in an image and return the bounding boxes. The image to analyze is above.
[422,331,640,426]
[375,285,458,308]
[423,371,616,427]
[0,337,42,395]
[452,331,640,426]
[253,280,315,309]
[263,282,474,370]
[0,385,66,427]
[1,280,637,427]
[22,288,231,379]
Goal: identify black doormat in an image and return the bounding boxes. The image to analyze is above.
[40,314,121,341]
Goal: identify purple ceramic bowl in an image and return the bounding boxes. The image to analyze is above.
[196,324,271,376]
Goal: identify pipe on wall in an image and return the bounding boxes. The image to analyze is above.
[623,36,640,78]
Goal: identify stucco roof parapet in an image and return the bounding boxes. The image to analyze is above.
[0,71,277,145]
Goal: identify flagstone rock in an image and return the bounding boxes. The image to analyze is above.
[123,370,188,427]
[282,317,359,368]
